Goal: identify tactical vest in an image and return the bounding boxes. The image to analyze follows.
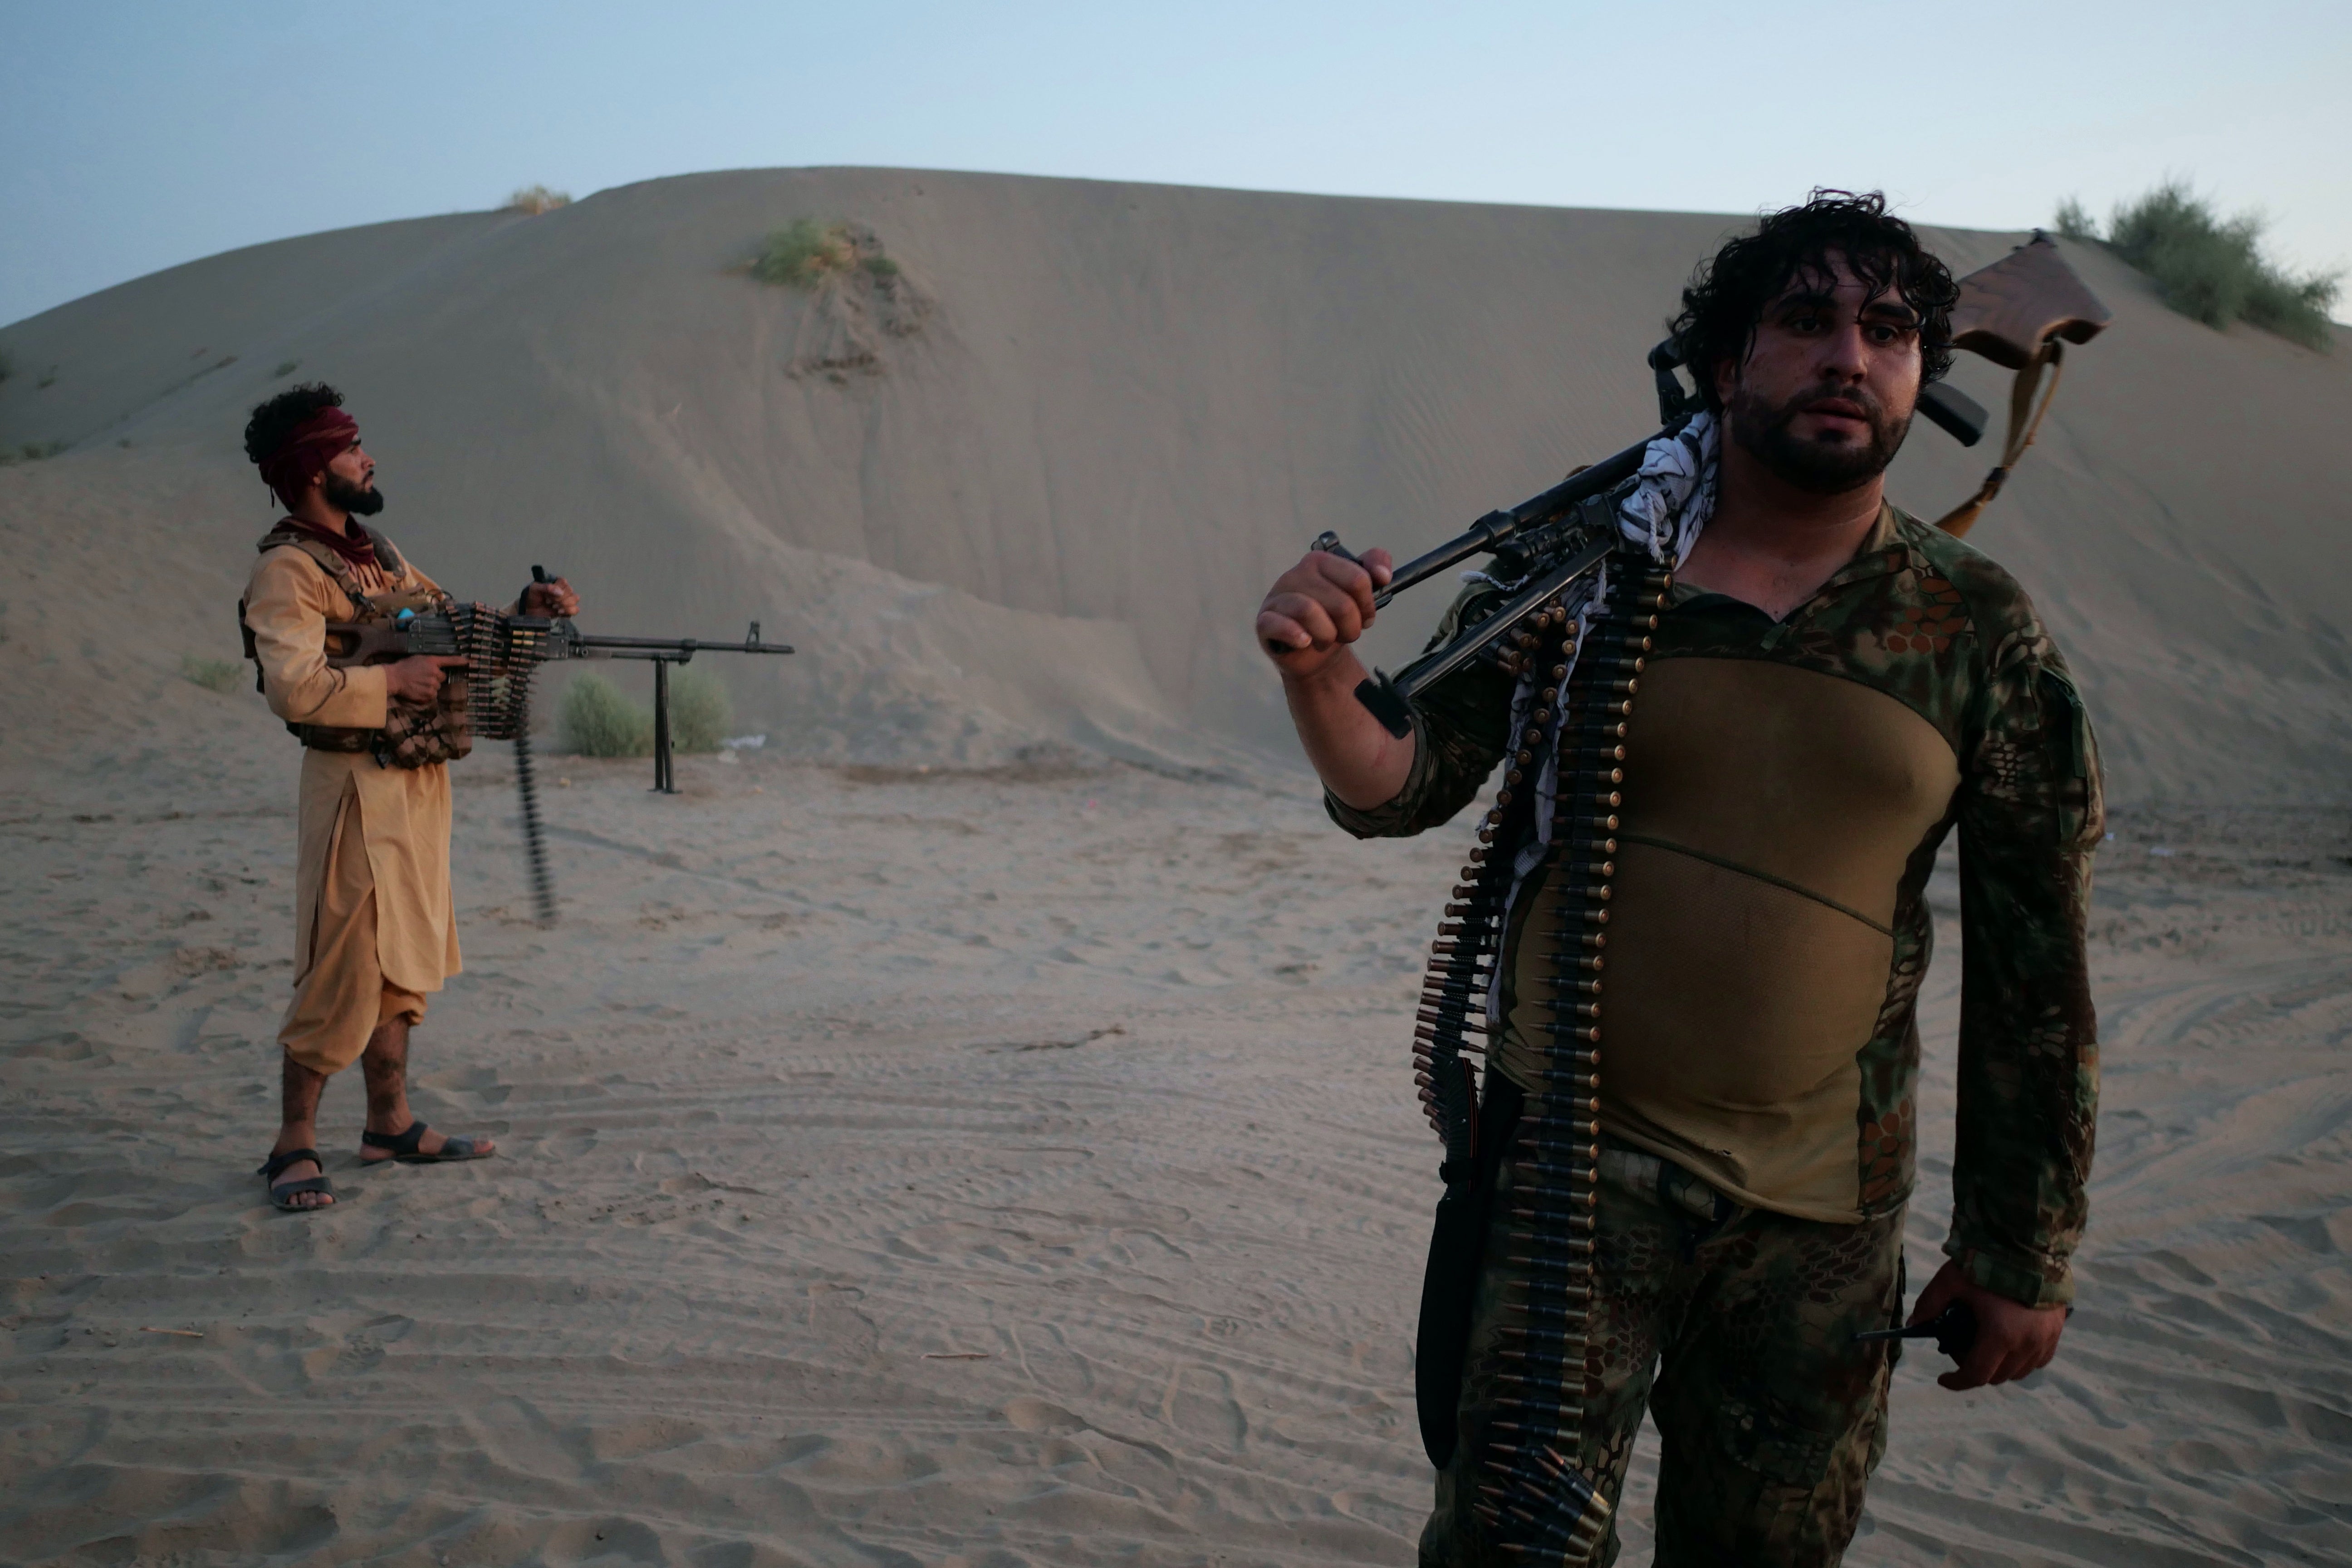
[238,523,474,769]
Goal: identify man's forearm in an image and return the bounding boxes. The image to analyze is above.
[1284,650,1416,811]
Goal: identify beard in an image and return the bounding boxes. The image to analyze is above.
[323,471,385,516]
[1725,379,1911,495]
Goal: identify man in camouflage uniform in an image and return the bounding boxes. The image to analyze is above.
[1255,194,2101,1564]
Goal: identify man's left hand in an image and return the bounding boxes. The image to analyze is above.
[1909,1258,2067,1391]
[523,577,581,618]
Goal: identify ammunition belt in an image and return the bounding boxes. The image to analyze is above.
[1411,542,1673,1564]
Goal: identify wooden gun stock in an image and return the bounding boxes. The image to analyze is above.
[1934,235,2114,536]
[322,621,426,668]
[1950,234,2112,370]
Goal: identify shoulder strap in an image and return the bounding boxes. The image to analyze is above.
[360,525,407,578]
[255,526,379,614]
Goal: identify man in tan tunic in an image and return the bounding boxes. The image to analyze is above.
[241,383,579,1211]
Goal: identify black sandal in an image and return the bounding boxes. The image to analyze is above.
[258,1147,336,1212]
[361,1122,493,1164]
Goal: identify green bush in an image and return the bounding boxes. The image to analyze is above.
[753,218,856,288]
[2053,197,2098,243]
[558,672,652,756]
[0,440,66,467]
[2062,182,2341,349]
[181,655,244,694]
[555,668,733,755]
[668,666,732,753]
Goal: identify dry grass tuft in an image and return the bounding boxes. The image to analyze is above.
[181,656,245,694]
[507,185,572,216]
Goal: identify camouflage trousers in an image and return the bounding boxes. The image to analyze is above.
[1420,1137,1906,1567]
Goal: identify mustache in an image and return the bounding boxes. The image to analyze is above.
[1782,382,1888,423]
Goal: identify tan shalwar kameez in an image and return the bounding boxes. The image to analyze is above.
[243,541,461,1074]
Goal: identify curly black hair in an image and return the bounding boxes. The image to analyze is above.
[1667,191,1958,412]
[242,381,345,466]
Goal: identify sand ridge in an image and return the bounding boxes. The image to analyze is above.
[2,169,2348,793]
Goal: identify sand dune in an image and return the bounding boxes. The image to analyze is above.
[3,169,2348,791]
[4,171,2351,1564]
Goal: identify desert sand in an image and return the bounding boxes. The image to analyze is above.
[4,170,2351,1565]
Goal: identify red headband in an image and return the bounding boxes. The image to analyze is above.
[257,407,359,505]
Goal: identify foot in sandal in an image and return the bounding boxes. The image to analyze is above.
[360,1117,496,1164]
[259,1145,336,1211]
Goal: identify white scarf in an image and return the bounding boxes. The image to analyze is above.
[1489,413,1718,1023]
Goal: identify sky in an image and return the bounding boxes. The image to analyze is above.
[4,0,2347,328]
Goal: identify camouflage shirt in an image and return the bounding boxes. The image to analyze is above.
[1331,503,2102,1308]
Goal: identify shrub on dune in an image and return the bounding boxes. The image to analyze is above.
[668,666,732,754]
[2059,181,2341,349]
[753,218,858,288]
[558,672,652,756]
[506,185,572,216]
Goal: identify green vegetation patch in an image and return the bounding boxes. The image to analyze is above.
[0,441,68,466]
[556,667,732,756]
[181,655,245,694]
[558,672,652,756]
[668,666,732,753]
[2059,182,2341,349]
[754,218,857,287]
[752,218,902,289]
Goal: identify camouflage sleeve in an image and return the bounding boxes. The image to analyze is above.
[1948,596,2105,1308]
[1324,583,1518,839]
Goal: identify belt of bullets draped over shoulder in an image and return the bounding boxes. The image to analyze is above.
[1412,415,1716,1563]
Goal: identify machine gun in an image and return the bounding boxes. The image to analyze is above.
[519,567,795,796]
[1302,235,2108,737]
[325,564,793,923]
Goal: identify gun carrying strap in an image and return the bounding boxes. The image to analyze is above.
[1935,337,2067,539]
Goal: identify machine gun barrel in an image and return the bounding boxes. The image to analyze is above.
[554,628,796,658]
[1369,430,1659,609]
[527,568,794,794]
